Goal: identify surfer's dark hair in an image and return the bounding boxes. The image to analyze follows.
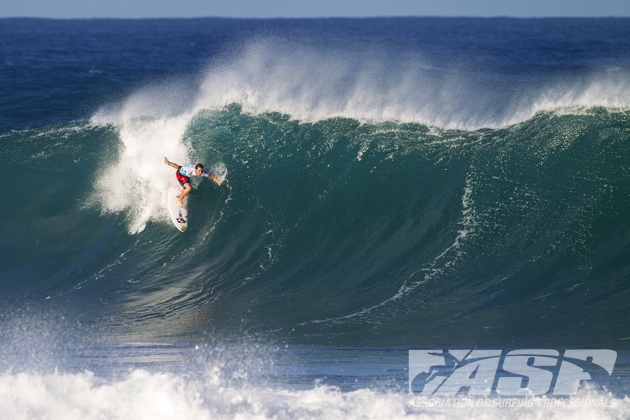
[195,164,204,170]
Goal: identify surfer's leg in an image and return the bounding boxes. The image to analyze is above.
[177,184,192,207]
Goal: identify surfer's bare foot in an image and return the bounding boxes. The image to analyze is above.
[177,198,185,208]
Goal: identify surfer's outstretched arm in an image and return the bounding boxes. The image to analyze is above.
[164,156,181,169]
[207,173,223,186]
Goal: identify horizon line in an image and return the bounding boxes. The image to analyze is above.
[2,15,629,20]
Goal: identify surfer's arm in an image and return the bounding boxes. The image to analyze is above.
[164,157,181,170]
[207,173,223,186]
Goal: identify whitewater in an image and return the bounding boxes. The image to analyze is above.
[2,17,630,419]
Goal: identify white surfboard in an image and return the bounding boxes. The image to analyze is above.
[167,185,189,232]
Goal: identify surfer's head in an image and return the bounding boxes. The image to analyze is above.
[195,164,204,176]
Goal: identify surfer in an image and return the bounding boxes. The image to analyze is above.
[164,157,223,207]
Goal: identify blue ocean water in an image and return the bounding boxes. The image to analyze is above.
[2,17,630,418]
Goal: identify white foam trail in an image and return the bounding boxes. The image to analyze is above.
[91,110,193,234]
[89,74,233,233]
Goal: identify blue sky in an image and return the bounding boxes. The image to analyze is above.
[2,0,630,18]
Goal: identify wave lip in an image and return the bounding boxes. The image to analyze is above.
[84,36,630,233]
[188,39,630,129]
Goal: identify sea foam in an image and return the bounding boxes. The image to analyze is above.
[0,369,627,420]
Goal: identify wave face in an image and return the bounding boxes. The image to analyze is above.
[3,105,630,348]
